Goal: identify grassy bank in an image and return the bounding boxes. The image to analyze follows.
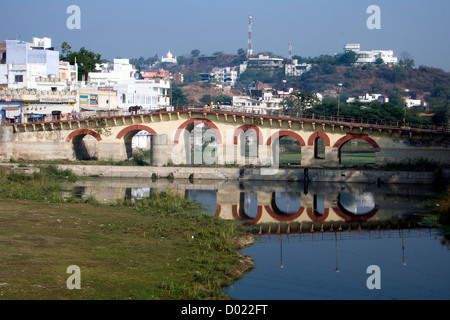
[0,166,254,300]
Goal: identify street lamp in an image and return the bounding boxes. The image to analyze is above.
[337,83,343,119]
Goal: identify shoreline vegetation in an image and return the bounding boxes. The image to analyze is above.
[0,165,255,300]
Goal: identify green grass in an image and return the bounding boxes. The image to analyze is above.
[340,152,376,166]
[0,167,254,300]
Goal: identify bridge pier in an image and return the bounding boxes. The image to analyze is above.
[301,146,339,167]
[0,126,13,162]
[150,134,169,167]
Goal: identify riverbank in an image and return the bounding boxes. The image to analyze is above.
[0,162,442,184]
[0,167,255,300]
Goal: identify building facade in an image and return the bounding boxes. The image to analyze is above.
[88,59,171,112]
[1,37,60,89]
[344,44,398,65]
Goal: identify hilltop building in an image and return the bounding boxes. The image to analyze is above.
[285,59,312,77]
[161,50,177,64]
[344,44,398,65]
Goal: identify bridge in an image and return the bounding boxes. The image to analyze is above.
[0,108,449,166]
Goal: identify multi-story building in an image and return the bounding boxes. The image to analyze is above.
[247,54,283,71]
[88,58,171,112]
[211,66,239,87]
[285,60,312,77]
[344,44,398,65]
[0,37,60,89]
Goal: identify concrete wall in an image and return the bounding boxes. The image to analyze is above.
[54,164,438,184]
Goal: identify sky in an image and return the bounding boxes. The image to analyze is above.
[1,0,449,71]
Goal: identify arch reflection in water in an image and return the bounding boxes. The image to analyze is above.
[239,193,258,219]
[271,192,302,216]
[338,193,376,216]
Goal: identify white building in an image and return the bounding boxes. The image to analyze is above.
[0,37,60,89]
[285,60,312,77]
[211,66,239,87]
[344,44,398,65]
[88,58,171,111]
[161,50,177,64]
[232,95,283,114]
[346,93,389,104]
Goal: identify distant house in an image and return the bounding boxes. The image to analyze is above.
[346,93,389,104]
[344,44,398,65]
[285,60,312,77]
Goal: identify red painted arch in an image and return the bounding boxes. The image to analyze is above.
[332,133,380,151]
[233,124,264,145]
[265,205,305,222]
[66,129,102,142]
[308,132,331,147]
[266,130,306,146]
[116,125,157,140]
[307,208,330,222]
[332,205,379,222]
[232,204,263,225]
[174,118,222,144]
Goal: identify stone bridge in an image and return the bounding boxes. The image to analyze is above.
[0,109,449,167]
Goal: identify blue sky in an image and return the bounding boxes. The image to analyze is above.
[1,0,449,71]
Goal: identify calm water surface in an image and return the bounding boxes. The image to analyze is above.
[69,177,450,300]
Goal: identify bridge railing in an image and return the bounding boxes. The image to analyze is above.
[5,105,449,134]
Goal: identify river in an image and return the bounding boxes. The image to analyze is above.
[66,177,450,300]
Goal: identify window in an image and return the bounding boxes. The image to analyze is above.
[15,75,23,83]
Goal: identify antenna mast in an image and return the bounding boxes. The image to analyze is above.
[288,41,293,62]
[247,15,253,59]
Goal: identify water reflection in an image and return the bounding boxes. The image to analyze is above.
[66,177,450,300]
[67,178,435,232]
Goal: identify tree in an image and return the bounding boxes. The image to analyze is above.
[191,49,201,57]
[399,51,415,68]
[282,90,320,117]
[170,84,189,108]
[60,42,102,81]
[375,57,384,65]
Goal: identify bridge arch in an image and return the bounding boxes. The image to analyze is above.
[233,124,264,145]
[333,133,380,165]
[66,129,102,160]
[308,132,330,160]
[267,131,305,165]
[116,125,157,160]
[234,124,263,162]
[332,133,380,151]
[174,118,222,144]
[116,125,157,140]
[66,129,102,142]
